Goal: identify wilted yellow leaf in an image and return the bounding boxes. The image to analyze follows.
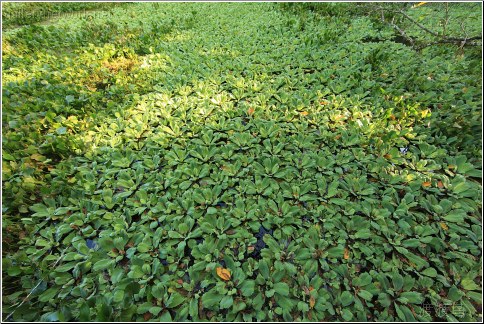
[30,153,46,162]
[344,247,350,260]
[413,2,427,8]
[309,295,316,308]
[300,111,309,116]
[440,222,448,231]
[216,267,231,281]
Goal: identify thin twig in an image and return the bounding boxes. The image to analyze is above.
[442,2,449,38]
[397,8,440,36]
[3,252,64,322]
[458,22,469,52]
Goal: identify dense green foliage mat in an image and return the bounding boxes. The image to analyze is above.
[2,2,482,322]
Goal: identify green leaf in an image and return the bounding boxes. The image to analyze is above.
[189,299,198,319]
[402,238,421,248]
[355,272,372,286]
[357,290,373,301]
[398,291,424,304]
[273,282,289,296]
[93,259,114,272]
[297,301,309,312]
[461,278,479,291]
[405,252,429,270]
[392,273,404,291]
[38,287,59,302]
[201,289,222,308]
[354,228,371,239]
[166,293,185,308]
[240,280,255,297]
[56,127,67,135]
[466,291,481,303]
[395,303,406,321]
[340,291,354,307]
[421,268,437,277]
[220,295,233,309]
[377,293,392,308]
[149,306,162,316]
[79,302,90,321]
[113,290,124,303]
[447,285,463,302]
[259,259,270,279]
[159,311,172,322]
[137,242,151,253]
[55,262,76,272]
[65,95,75,104]
[265,289,275,298]
[341,308,353,321]
[326,245,344,258]
[443,209,466,223]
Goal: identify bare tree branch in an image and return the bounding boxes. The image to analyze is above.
[390,16,415,47]
[398,7,481,42]
[367,4,482,49]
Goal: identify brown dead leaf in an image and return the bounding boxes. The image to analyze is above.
[300,111,309,116]
[247,107,255,115]
[143,312,152,321]
[422,181,431,188]
[216,267,231,281]
[437,180,444,189]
